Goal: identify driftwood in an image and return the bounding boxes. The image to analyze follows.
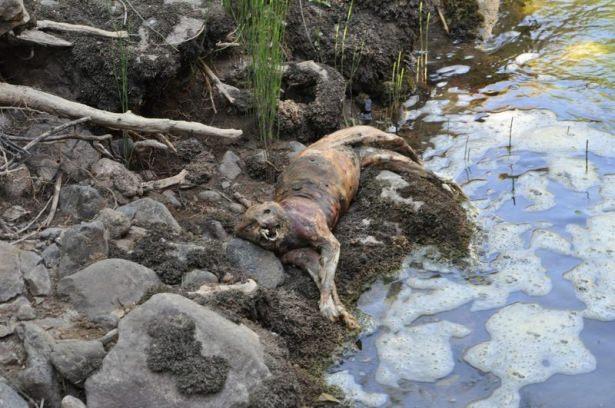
[0,83,243,140]
[37,20,129,39]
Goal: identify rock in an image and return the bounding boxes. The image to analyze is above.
[0,295,31,320]
[218,150,242,180]
[0,374,28,408]
[39,227,64,241]
[60,185,106,220]
[161,190,181,208]
[85,293,270,408]
[91,159,143,198]
[175,138,204,161]
[0,342,20,364]
[2,205,28,222]
[51,340,106,385]
[16,322,62,408]
[181,269,218,290]
[198,189,224,204]
[185,150,217,185]
[58,221,109,278]
[17,302,36,320]
[61,396,87,408]
[226,238,285,288]
[60,140,101,182]
[0,0,30,36]
[0,165,32,198]
[287,141,306,159]
[278,61,345,142]
[111,226,147,253]
[57,259,160,328]
[94,208,131,239]
[117,198,181,233]
[228,203,245,214]
[20,250,52,296]
[42,243,61,268]
[202,220,228,241]
[0,242,24,302]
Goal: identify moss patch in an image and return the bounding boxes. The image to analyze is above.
[146,313,230,395]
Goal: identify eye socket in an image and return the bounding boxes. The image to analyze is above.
[275,224,280,229]
[263,209,271,214]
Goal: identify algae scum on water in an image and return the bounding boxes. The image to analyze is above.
[329,0,615,407]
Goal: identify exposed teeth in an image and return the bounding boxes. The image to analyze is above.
[260,228,278,241]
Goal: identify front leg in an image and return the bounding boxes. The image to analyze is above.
[317,232,359,329]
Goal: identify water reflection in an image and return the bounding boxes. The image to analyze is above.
[330,1,615,407]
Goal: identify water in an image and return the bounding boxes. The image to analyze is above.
[329,1,615,407]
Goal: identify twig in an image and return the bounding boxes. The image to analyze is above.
[37,20,129,39]
[155,133,177,153]
[43,173,63,227]
[215,41,240,49]
[436,5,450,34]
[585,139,589,173]
[508,117,514,152]
[23,117,90,151]
[141,169,189,192]
[133,139,168,151]
[199,60,236,105]
[92,141,115,159]
[0,83,242,139]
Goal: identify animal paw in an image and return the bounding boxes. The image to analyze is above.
[319,294,340,321]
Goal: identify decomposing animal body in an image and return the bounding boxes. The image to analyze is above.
[236,126,461,328]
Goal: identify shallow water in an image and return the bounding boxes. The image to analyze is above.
[329,1,615,407]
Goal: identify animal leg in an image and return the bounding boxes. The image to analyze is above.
[311,126,422,164]
[280,248,321,290]
[359,147,466,198]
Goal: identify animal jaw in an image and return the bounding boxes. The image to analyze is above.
[235,201,290,250]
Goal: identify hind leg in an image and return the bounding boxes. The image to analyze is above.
[359,148,466,198]
[312,126,422,164]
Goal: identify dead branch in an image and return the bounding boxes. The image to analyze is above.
[155,133,177,153]
[436,6,450,34]
[14,29,73,47]
[7,133,112,143]
[140,169,189,192]
[199,60,237,105]
[92,141,115,158]
[37,20,129,39]
[0,83,243,140]
[44,172,63,227]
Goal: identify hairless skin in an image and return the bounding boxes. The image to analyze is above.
[235,126,455,328]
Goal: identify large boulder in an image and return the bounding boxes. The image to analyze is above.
[85,293,271,408]
[0,242,24,302]
[58,221,109,278]
[117,198,181,233]
[57,259,161,328]
[226,238,285,288]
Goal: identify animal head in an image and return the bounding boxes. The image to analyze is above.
[234,201,290,250]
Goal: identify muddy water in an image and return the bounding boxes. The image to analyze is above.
[328,1,615,407]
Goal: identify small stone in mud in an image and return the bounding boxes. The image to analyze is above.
[146,313,230,395]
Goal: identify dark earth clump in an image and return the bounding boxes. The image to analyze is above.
[442,0,484,39]
[146,313,230,395]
